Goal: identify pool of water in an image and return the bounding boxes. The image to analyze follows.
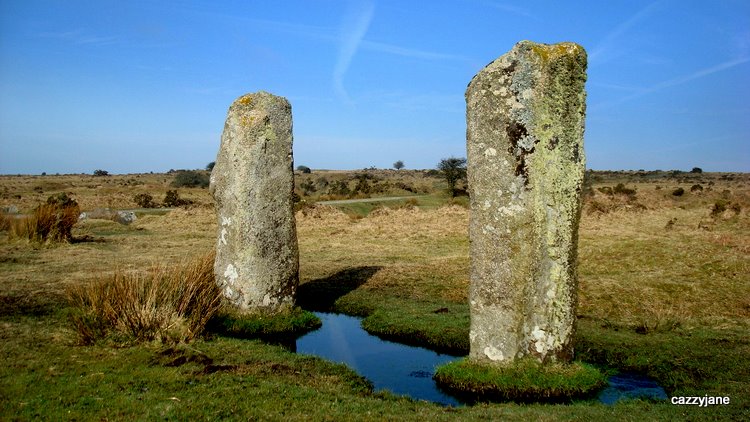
[296,312,463,406]
[598,372,669,404]
[296,312,668,406]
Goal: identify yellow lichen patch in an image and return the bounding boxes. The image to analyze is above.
[529,42,582,65]
[239,116,256,127]
[237,95,253,106]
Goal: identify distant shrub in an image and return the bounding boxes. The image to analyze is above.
[586,200,610,215]
[315,177,329,189]
[93,169,110,177]
[690,167,703,173]
[353,178,371,195]
[133,193,157,208]
[299,180,316,195]
[597,186,613,196]
[393,160,405,170]
[206,161,215,171]
[296,165,312,174]
[67,252,222,344]
[171,170,209,188]
[613,183,636,197]
[394,181,416,193]
[690,184,703,192]
[711,200,741,217]
[711,199,729,217]
[327,180,350,196]
[371,181,392,194]
[163,190,192,207]
[672,187,685,196]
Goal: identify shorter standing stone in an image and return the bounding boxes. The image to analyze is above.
[209,91,299,312]
[466,41,587,364]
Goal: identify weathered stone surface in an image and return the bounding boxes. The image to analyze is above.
[115,211,137,225]
[466,41,587,364]
[209,91,299,312]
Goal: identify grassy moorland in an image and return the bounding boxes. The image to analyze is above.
[1,169,748,420]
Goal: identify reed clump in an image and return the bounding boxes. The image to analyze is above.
[67,252,222,345]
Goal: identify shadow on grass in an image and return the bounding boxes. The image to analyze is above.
[297,266,381,312]
[70,235,106,244]
[0,293,65,318]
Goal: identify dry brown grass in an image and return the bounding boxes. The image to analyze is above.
[1,171,748,337]
[67,251,221,344]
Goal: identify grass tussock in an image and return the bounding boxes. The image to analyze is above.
[6,202,80,243]
[434,358,607,403]
[208,306,321,341]
[67,252,222,345]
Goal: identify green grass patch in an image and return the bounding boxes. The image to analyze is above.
[208,306,322,342]
[434,358,607,403]
[335,294,469,355]
[575,318,750,400]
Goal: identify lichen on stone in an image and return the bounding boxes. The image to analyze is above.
[467,41,586,365]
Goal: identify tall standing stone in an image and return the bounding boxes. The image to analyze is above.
[466,41,587,364]
[210,91,299,312]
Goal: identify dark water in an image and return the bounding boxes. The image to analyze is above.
[296,312,463,406]
[598,373,669,404]
[296,312,667,406]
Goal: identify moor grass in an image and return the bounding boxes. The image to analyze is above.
[1,170,748,420]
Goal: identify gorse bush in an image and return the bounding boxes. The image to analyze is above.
[327,180,350,196]
[612,183,636,198]
[9,193,80,242]
[163,190,192,207]
[133,193,157,208]
[171,170,210,188]
[67,252,222,345]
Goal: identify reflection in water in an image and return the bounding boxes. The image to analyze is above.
[296,312,668,407]
[296,312,463,406]
[598,373,668,404]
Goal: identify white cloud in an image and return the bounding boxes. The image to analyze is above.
[333,1,375,104]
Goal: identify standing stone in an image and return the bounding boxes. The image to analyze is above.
[466,41,587,364]
[210,91,299,312]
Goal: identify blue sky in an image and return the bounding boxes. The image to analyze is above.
[1,0,748,174]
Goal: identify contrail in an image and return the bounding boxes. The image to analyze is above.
[333,1,375,104]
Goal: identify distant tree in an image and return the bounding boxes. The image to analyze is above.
[93,169,109,177]
[297,165,312,174]
[691,167,703,174]
[437,157,467,197]
[393,160,405,170]
[206,161,216,171]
